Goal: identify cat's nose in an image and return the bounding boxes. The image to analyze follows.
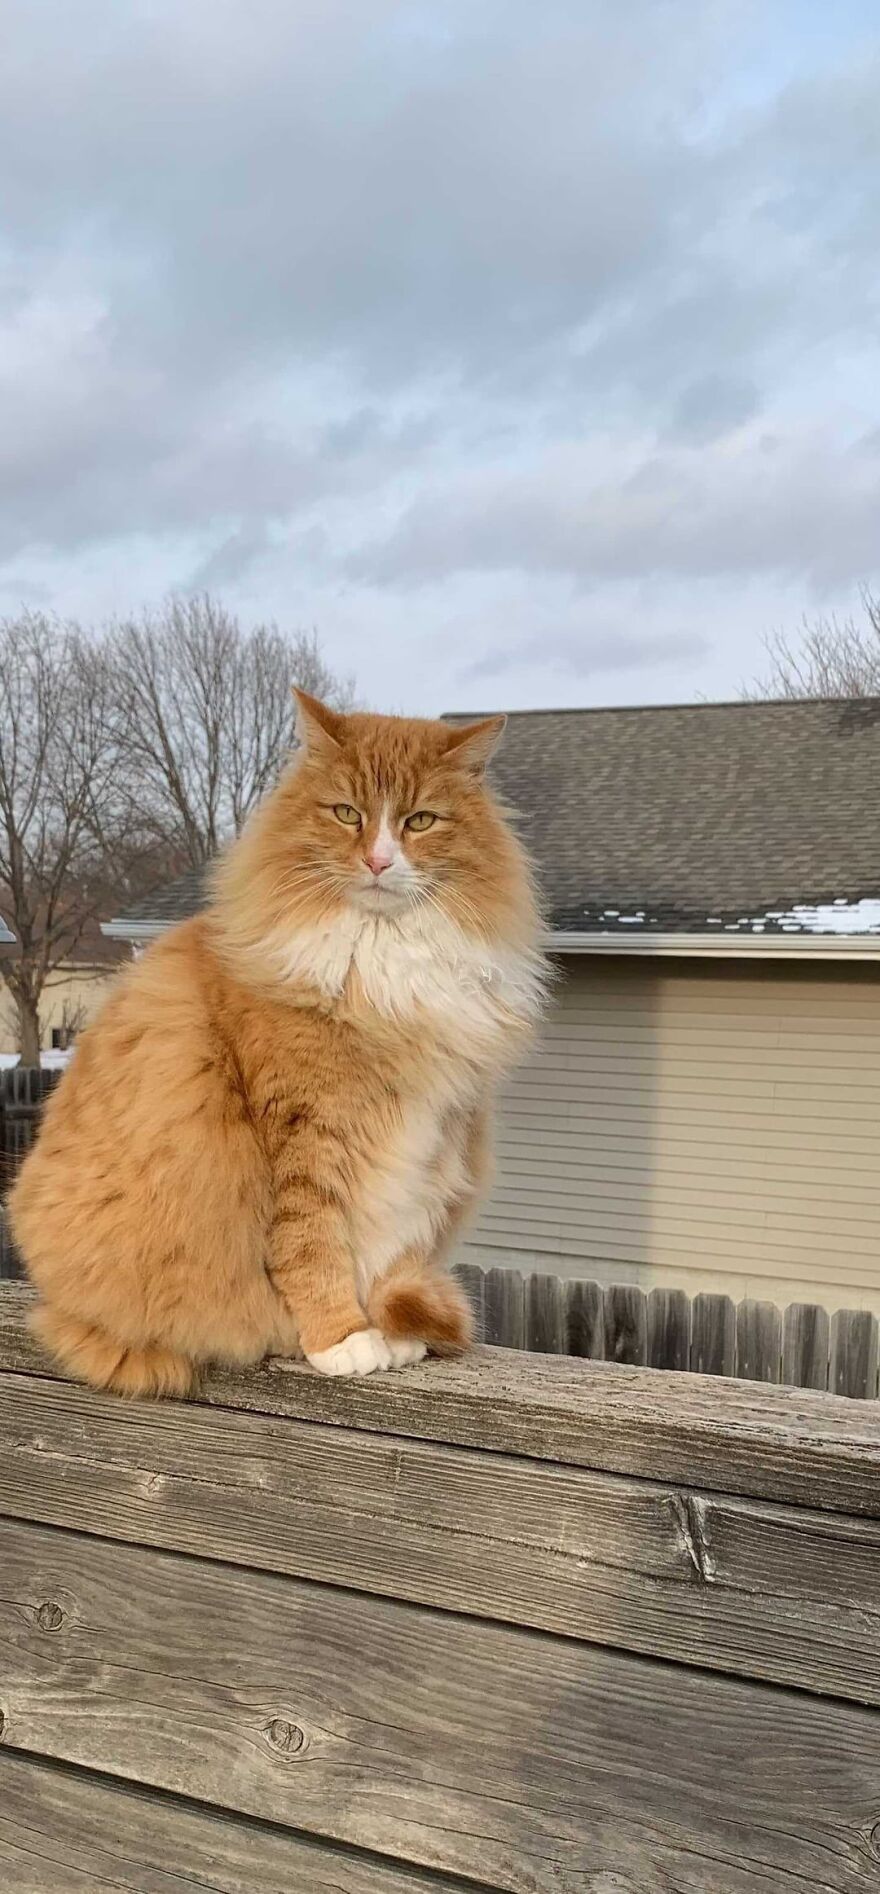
[364,847,394,877]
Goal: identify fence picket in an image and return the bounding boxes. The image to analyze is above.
[483,1266,526,1349]
[454,1263,486,1339]
[647,1287,690,1371]
[690,1293,736,1377]
[830,1310,880,1400]
[566,1279,604,1359]
[782,1303,829,1392]
[603,1284,647,1366]
[526,1269,568,1354]
[736,1299,782,1384]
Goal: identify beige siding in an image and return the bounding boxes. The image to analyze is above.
[0,965,116,1056]
[465,956,880,1312]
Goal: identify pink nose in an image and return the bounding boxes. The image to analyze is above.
[365,848,394,877]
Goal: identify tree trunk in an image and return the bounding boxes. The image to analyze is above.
[17,992,42,1068]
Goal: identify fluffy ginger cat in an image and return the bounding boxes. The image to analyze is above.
[10,693,545,1397]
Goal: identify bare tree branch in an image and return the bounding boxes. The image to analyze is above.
[0,613,136,1064]
[744,587,880,700]
[108,598,354,865]
[0,600,351,1061]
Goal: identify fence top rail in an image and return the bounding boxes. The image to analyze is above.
[2,1280,879,1515]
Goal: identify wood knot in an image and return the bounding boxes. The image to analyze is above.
[264,1717,304,1756]
[869,1819,880,1858]
[36,1601,64,1632]
[0,1706,5,1739]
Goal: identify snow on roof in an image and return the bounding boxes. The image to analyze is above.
[769,898,880,935]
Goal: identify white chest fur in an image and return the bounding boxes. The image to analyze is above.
[351,1096,471,1293]
[269,902,545,1055]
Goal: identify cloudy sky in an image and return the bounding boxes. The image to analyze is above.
[2,1,879,712]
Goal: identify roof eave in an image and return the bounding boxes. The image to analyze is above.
[549,929,880,959]
[103,916,880,959]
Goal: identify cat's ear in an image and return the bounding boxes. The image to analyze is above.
[442,714,506,776]
[292,688,346,757]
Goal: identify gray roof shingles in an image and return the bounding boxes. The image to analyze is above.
[106,697,880,937]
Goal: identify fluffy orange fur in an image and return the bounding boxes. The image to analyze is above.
[10,694,545,1396]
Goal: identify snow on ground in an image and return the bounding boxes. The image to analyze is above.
[0,1048,73,1069]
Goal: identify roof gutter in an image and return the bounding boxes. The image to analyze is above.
[549,930,880,960]
[103,917,880,960]
[101,920,169,943]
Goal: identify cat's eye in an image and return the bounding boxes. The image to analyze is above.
[332,803,362,828]
[405,810,437,832]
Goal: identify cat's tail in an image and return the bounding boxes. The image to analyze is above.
[29,1302,195,1399]
[369,1263,474,1356]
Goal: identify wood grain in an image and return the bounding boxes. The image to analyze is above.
[3,1281,880,1515]
[2,1372,880,1703]
[0,1751,474,1894]
[2,1518,880,1894]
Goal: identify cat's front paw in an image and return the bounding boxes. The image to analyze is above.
[307,1328,392,1378]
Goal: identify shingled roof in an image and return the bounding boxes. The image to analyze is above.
[104,697,880,943]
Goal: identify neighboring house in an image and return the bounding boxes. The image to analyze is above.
[0,921,128,1057]
[105,698,880,1315]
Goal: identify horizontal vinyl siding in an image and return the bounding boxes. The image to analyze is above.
[467,957,880,1300]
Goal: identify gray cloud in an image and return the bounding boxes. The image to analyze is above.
[463,626,706,684]
[0,2,878,707]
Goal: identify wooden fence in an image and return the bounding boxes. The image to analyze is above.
[1,1277,879,1892]
[458,1261,880,1399]
[0,1066,60,1188]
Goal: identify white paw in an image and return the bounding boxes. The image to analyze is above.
[385,1337,428,1370]
[307,1328,392,1378]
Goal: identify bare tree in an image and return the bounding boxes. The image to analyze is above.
[0,613,132,1065]
[108,597,354,865]
[746,587,880,699]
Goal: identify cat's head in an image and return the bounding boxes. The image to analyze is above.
[217,691,541,956]
[289,690,519,925]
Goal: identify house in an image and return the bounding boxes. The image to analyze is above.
[0,920,128,1058]
[105,697,880,1316]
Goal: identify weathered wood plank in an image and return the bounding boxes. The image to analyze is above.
[482,1266,525,1348]
[2,1373,880,1703]
[0,1752,472,1894]
[646,1286,690,1370]
[2,1519,879,1894]
[3,1282,880,1516]
[603,1283,647,1365]
[736,1298,782,1384]
[690,1292,736,1376]
[526,1268,567,1351]
[565,1277,604,1358]
[782,1302,830,1392]
[831,1309,880,1400]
